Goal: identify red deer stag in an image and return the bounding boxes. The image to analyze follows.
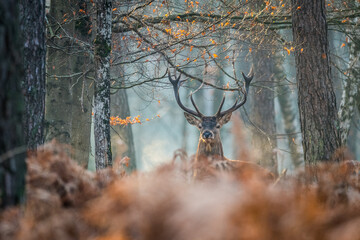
[168,69,274,181]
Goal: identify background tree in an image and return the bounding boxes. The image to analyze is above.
[337,0,360,147]
[110,68,137,171]
[291,0,341,163]
[20,0,46,150]
[94,0,113,169]
[0,0,26,208]
[45,0,93,167]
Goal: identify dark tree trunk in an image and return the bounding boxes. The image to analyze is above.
[0,0,26,208]
[291,0,341,163]
[94,0,113,170]
[20,0,46,150]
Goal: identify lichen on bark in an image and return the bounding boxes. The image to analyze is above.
[94,36,111,58]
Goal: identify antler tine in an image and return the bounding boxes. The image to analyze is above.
[217,68,254,117]
[190,93,204,117]
[215,94,226,117]
[168,70,202,117]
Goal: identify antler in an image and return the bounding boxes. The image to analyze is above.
[215,68,254,117]
[168,70,203,118]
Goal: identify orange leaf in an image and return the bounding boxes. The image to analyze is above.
[213,53,218,58]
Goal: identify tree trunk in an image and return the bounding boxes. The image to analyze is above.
[291,0,341,163]
[45,0,73,144]
[20,0,46,150]
[338,1,359,146]
[94,0,113,170]
[0,0,26,208]
[274,53,303,167]
[70,0,93,168]
[45,0,93,167]
[251,50,277,174]
[111,85,137,171]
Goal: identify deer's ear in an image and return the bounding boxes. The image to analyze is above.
[184,112,200,126]
[219,112,232,125]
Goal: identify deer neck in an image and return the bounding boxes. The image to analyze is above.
[196,136,224,161]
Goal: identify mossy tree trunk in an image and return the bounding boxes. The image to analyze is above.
[291,0,341,163]
[20,0,46,150]
[94,0,113,170]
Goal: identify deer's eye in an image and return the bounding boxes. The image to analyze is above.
[198,124,202,129]
[216,124,221,128]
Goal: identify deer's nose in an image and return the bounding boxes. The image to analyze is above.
[202,131,213,139]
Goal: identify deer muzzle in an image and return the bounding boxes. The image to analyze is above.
[202,130,214,140]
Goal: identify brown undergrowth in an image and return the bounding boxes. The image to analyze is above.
[1,143,360,240]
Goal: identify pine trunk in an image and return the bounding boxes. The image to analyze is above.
[94,0,113,170]
[291,0,340,163]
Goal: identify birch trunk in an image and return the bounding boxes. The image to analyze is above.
[94,0,113,170]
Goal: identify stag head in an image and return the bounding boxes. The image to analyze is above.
[168,69,253,144]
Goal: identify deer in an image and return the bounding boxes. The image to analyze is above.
[168,69,274,181]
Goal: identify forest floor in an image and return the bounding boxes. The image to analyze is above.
[1,143,360,240]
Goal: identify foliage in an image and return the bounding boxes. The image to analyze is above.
[1,143,360,240]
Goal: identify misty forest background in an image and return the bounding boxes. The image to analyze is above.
[1,0,360,207]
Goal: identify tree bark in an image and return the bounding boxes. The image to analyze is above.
[45,0,93,167]
[0,0,26,208]
[291,0,341,163]
[94,0,113,170]
[45,0,73,144]
[20,0,46,150]
[70,0,93,168]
